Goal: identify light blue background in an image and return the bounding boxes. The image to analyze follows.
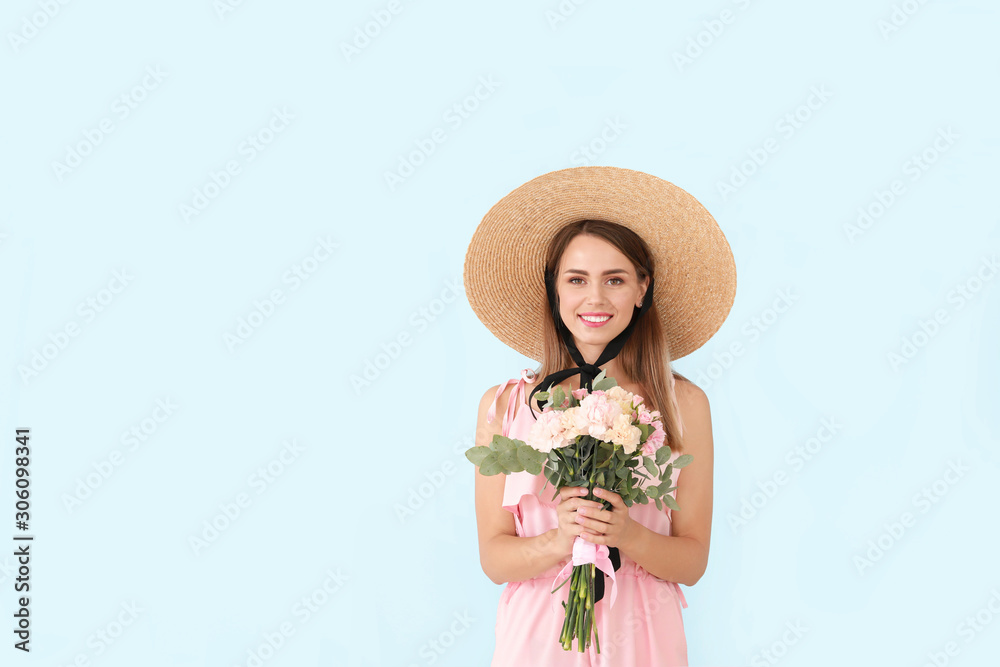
[2,1,998,665]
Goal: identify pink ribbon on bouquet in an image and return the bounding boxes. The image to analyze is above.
[550,535,618,615]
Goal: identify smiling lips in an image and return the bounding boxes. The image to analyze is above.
[578,312,612,327]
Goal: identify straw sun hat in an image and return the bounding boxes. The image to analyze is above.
[462,166,737,364]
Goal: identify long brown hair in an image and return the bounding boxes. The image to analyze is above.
[531,220,688,453]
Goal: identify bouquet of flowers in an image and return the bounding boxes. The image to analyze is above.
[466,370,692,653]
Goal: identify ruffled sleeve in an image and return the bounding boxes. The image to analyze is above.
[486,369,555,536]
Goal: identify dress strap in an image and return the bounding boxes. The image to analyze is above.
[486,368,537,437]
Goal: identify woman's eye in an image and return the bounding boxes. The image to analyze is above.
[569,277,584,285]
[608,277,624,285]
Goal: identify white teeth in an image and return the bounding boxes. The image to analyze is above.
[580,315,610,322]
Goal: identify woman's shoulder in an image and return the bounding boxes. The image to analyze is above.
[670,374,711,436]
[477,368,537,426]
[671,373,706,403]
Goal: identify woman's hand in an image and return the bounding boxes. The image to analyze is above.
[576,487,640,551]
[551,486,603,558]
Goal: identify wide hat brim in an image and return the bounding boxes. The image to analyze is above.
[463,166,737,363]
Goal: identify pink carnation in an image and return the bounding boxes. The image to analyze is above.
[641,419,666,456]
[575,393,622,439]
[526,410,567,453]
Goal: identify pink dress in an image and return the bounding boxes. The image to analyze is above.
[488,368,689,666]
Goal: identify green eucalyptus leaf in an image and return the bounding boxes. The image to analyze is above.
[465,446,492,466]
[643,455,658,477]
[552,385,566,409]
[478,453,502,476]
[592,369,617,391]
[499,448,524,473]
[518,446,544,475]
[661,494,680,511]
[596,442,614,467]
[654,497,663,512]
[544,467,559,487]
[655,445,673,465]
[490,435,517,454]
[659,464,674,483]
[637,423,652,440]
[672,454,694,469]
[646,485,661,498]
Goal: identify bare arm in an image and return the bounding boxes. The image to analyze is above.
[474,383,587,585]
[618,379,714,586]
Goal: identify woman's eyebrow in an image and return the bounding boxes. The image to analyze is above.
[562,268,629,275]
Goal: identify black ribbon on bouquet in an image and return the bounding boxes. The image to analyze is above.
[527,266,655,603]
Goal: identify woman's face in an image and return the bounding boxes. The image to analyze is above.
[554,233,648,354]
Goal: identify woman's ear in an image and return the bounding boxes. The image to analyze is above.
[637,275,650,307]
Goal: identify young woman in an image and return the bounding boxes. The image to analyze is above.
[464,167,736,665]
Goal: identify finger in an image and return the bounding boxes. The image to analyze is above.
[577,505,608,524]
[576,513,608,533]
[595,487,624,509]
